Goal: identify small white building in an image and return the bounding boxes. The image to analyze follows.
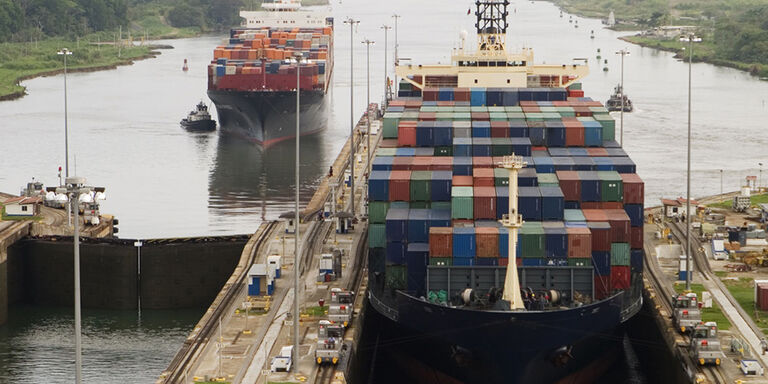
[2,196,42,217]
[661,197,699,219]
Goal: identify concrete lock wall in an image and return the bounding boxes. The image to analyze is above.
[4,238,246,312]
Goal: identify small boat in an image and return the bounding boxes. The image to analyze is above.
[182,58,189,72]
[180,101,217,131]
[606,84,633,112]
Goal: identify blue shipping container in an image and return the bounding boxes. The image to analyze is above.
[386,208,409,242]
[452,227,476,258]
[509,120,529,138]
[406,243,429,293]
[453,157,473,176]
[471,88,487,106]
[631,249,643,272]
[583,121,603,147]
[533,156,555,174]
[527,122,547,146]
[472,138,492,156]
[624,204,644,227]
[472,121,491,138]
[429,209,452,227]
[545,227,568,258]
[372,156,394,171]
[502,88,519,106]
[592,251,611,275]
[518,187,542,221]
[438,87,454,101]
[519,168,538,187]
[552,156,576,171]
[545,121,566,147]
[407,209,430,243]
[386,242,406,264]
[572,157,595,171]
[496,186,509,219]
[433,123,453,146]
[416,121,434,147]
[510,137,532,157]
[453,138,472,157]
[540,186,565,220]
[369,170,391,201]
[518,88,533,101]
[430,171,453,201]
[453,258,475,266]
[578,171,601,202]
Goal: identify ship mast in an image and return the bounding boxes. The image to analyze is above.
[475,0,509,55]
[500,155,525,310]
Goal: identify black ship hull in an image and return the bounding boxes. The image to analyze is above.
[367,279,641,384]
[180,119,217,132]
[207,89,329,147]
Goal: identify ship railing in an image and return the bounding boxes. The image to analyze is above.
[368,289,399,321]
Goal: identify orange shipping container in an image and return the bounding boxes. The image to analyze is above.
[476,227,499,258]
[567,227,592,258]
[429,227,453,257]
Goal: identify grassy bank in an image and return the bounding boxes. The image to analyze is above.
[0,39,158,100]
[705,193,768,209]
[721,277,768,335]
[674,282,732,330]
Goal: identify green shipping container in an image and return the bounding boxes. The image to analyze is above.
[369,201,390,223]
[420,106,439,112]
[504,106,523,113]
[539,106,558,113]
[410,171,431,203]
[610,242,631,266]
[451,186,474,219]
[454,106,471,113]
[494,168,509,186]
[401,111,419,120]
[429,257,452,266]
[568,258,592,267]
[598,171,623,202]
[589,106,609,114]
[524,112,544,121]
[435,106,455,112]
[409,201,430,209]
[555,106,575,117]
[385,265,407,290]
[487,106,505,112]
[491,138,513,156]
[376,148,397,157]
[593,114,615,141]
[567,82,582,90]
[563,209,586,222]
[432,201,452,211]
[470,106,488,113]
[507,112,526,120]
[452,112,472,121]
[520,222,545,258]
[490,112,508,121]
[434,146,453,156]
[542,112,562,121]
[382,112,401,139]
[369,223,386,248]
[537,173,559,187]
[435,112,454,121]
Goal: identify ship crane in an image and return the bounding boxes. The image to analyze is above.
[499,155,526,310]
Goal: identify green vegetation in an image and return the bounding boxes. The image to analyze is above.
[302,305,327,317]
[706,193,768,209]
[547,0,768,78]
[674,282,732,330]
[721,277,768,334]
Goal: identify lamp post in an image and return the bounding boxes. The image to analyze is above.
[381,25,391,107]
[392,14,401,95]
[680,33,700,290]
[362,39,375,177]
[58,48,72,178]
[720,169,723,195]
[292,51,302,376]
[615,48,629,146]
[66,176,90,384]
[760,163,764,192]
[344,18,360,217]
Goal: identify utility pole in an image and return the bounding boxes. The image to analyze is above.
[615,48,629,146]
[362,39,375,178]
[680,33,700,290]
[57,48,73,178]
[292,52,303,377]
[344,18,360,217]
[392,14,401,96]
[381,25,391,107]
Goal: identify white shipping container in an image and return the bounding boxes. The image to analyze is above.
[225,65,237,75]
[319,254,333,272]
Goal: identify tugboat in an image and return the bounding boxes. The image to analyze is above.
[180,101,217,131]
[606,84,633,112]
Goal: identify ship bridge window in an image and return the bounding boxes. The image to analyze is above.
[474,79,478,84]
[479,61,488,67]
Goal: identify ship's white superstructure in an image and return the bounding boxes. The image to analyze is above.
[240,0,329,29]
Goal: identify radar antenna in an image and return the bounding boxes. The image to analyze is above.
[474,0,509,54]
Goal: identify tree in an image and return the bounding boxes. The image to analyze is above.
[167,3,204,28]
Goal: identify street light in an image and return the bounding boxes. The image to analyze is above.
[66,176,92,384]
[344,18,360,217]
[392,14,401,95]
[381,25,391,107]
[720,169,723,195]
[679,33,700,290]
[615,48,629,146]
[760,162,764,191]
[58,48,73,178]
[292,51,302,376]
[362,39,375,178]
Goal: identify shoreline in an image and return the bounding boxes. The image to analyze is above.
[0,48,166,103]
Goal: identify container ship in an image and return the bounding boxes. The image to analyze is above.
[207,0,333,147]
[365,1,644,383]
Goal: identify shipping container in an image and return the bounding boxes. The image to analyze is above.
[545,121,566,147]
[451,186,474,219]
[610,242,631,266]
[587,221,612,252]
[598,171,623,202]
[369,170,390,201]
[624,204,644,227]
[520,221,545,258]
[369,201,390,224]
[605,209,631,243]
[630,226,643,249]
[407,209,430,243]
[611,266,630,290]
[453,157,473,176]
[389,170,412,201]
[473,186,497,220]
[429,257,452,266]
[592,251,611,276]
[369,223,386,248]
[386,208,409,242]
[544,225,568,259]
[453,138,473,157]
[621,173,644,204]
[386,241,406,264]
[630,249,643,273]
[429,227,453,257]
[476,227,500,258]
[453,227,476,258]
[410,171,432,202]
[540,186,565,220]
[518,186,542,221]
[473,168,495,187]
[578,170,600,202]
[406,243,428,293]
[563,209,586,222]
[430,170,452,201]
[567,227,591,258]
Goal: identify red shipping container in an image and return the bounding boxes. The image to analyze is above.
[490,121,510,138]
[411,156,431,171]
[389,100,406,107]
[453,175,474,187]
[757,283,768,311]
[454,87,471,102]
[586,147,609,157]
[498,257,510,266]
[611,266,630,290]
[581,202,600,209]
[621,173,645,204]
[389,170,411,201]
[429,227,453,257]
[475,227,500,258]
[473,168,495,187]
[531,146,548,152]
[588,222,612,252]
[594,275,611,300]
[565,125,585,147]
[473,157,494,168]
[398,124,417,147]
[582,209,609,222]
[605,209,631,243]
[568,89,585,98]
[567,227,592,258]
[630,226,643,249]
[423,87,439,102]
[519,101,538,107]
[573,106,592,116]
[598,202,624,209]
[521,106,541,113]
[452,219,474,226]
[473,186,497,220]
[392,156,413,171]
[418,112,436,121]
[471,112,490,121]
[436,101,455,107]
[380,139,398,148]
[431,157,453,171]
[556,171,581,201]
[405,100,422,109]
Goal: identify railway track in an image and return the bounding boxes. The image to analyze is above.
[314,365,336,384]
[161,220,278,383]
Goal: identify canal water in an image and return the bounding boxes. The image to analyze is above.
[1,0,766,381]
